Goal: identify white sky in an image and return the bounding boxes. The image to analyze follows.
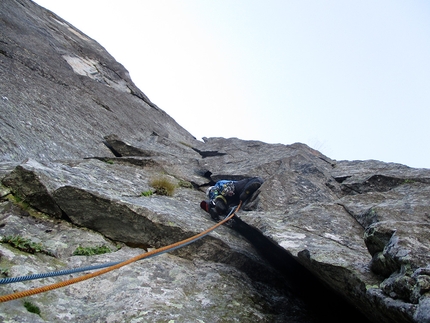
[33,0,430,168]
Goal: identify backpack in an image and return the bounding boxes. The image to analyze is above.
[208,180,235,200]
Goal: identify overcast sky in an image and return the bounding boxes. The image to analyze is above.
[34,0,430,168]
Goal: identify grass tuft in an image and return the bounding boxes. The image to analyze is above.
[149,176,176,196]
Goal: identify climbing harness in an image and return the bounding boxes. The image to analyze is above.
[208,180,235,200]
[0,202,241,303]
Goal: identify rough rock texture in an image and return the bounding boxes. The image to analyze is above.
[1,1,429,322]
[0,0,195,162]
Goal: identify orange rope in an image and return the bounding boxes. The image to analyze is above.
[0,202,241,303]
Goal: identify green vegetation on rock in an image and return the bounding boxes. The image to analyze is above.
[1,235,54,256]
[140,190,154,197]
[73,245,112,256]
[24,301,41,316]
[178,179,193,189]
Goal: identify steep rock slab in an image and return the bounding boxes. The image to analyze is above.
[0,0,197,163]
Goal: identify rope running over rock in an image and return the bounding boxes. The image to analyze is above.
[0,202,241,303]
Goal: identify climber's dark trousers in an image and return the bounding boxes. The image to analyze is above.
[235,177,263,201]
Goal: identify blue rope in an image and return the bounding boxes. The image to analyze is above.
[0,206,238,285]
[0,261,122,285]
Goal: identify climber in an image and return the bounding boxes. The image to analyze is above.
[200,177,264,222]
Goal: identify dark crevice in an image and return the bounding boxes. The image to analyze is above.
[336,202,367,230]
[87,157,159,169]
[127,85,145,101]
[340,175,406,195]
[192,147,227,158]
[231,216,372,323]
[341,185,362,195]
[103,140,122,157]
[362,175,405,192]
[127,85,161,111]
[0,49,11,57]
[102,134,155,158]
[124,241,152,250]
[318,156,336,167]
[92,98,112,112]
[202,170,212,180]
[58,207,72,223]
[334,175,351,183]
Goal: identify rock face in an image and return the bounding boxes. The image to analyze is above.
[0,1,429,322]
[0,0,194,162]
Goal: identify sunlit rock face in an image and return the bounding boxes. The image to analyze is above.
[1,1,429,322]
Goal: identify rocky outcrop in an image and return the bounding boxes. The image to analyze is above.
[1,1,429,322]
[196,137,430,322]
[0,0,195,163]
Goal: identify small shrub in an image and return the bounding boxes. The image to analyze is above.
[149,176,176,196]
[73,245,112,256]
[140,190,154,197]
[24,301,41,316]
